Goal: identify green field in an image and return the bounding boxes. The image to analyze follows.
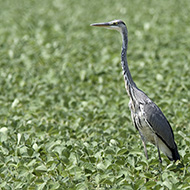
[0,0,190,189]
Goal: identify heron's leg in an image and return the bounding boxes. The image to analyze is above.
[139,132,148,159]
[154,135,162,163]
[142,139,148,160]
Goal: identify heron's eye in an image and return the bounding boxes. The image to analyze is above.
[113,22,117,25]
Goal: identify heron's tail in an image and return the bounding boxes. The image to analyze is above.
[171,143,180,161]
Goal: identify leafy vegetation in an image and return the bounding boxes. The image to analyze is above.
[0,0,190,189]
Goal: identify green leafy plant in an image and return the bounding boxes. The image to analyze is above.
[0,0,190,189]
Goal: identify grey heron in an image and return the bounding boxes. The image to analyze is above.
[90,20,180,163]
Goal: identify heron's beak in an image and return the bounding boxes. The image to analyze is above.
[90,22,111,27]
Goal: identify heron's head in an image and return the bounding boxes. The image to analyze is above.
[90,20,126,33]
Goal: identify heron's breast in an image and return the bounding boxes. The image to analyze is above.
[135,110,155,144]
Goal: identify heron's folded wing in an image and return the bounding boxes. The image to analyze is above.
[144,102,176,149]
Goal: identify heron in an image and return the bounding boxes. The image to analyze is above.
[90,20,180,163]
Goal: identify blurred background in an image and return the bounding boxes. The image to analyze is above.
[0,0,190,189]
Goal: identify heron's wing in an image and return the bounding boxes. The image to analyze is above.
[143,102,176,149]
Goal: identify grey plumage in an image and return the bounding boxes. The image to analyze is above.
[91,20,180,162]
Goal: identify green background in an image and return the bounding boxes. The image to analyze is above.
[0,0,190,189]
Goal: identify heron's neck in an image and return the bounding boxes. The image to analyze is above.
[120,28,136,96]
